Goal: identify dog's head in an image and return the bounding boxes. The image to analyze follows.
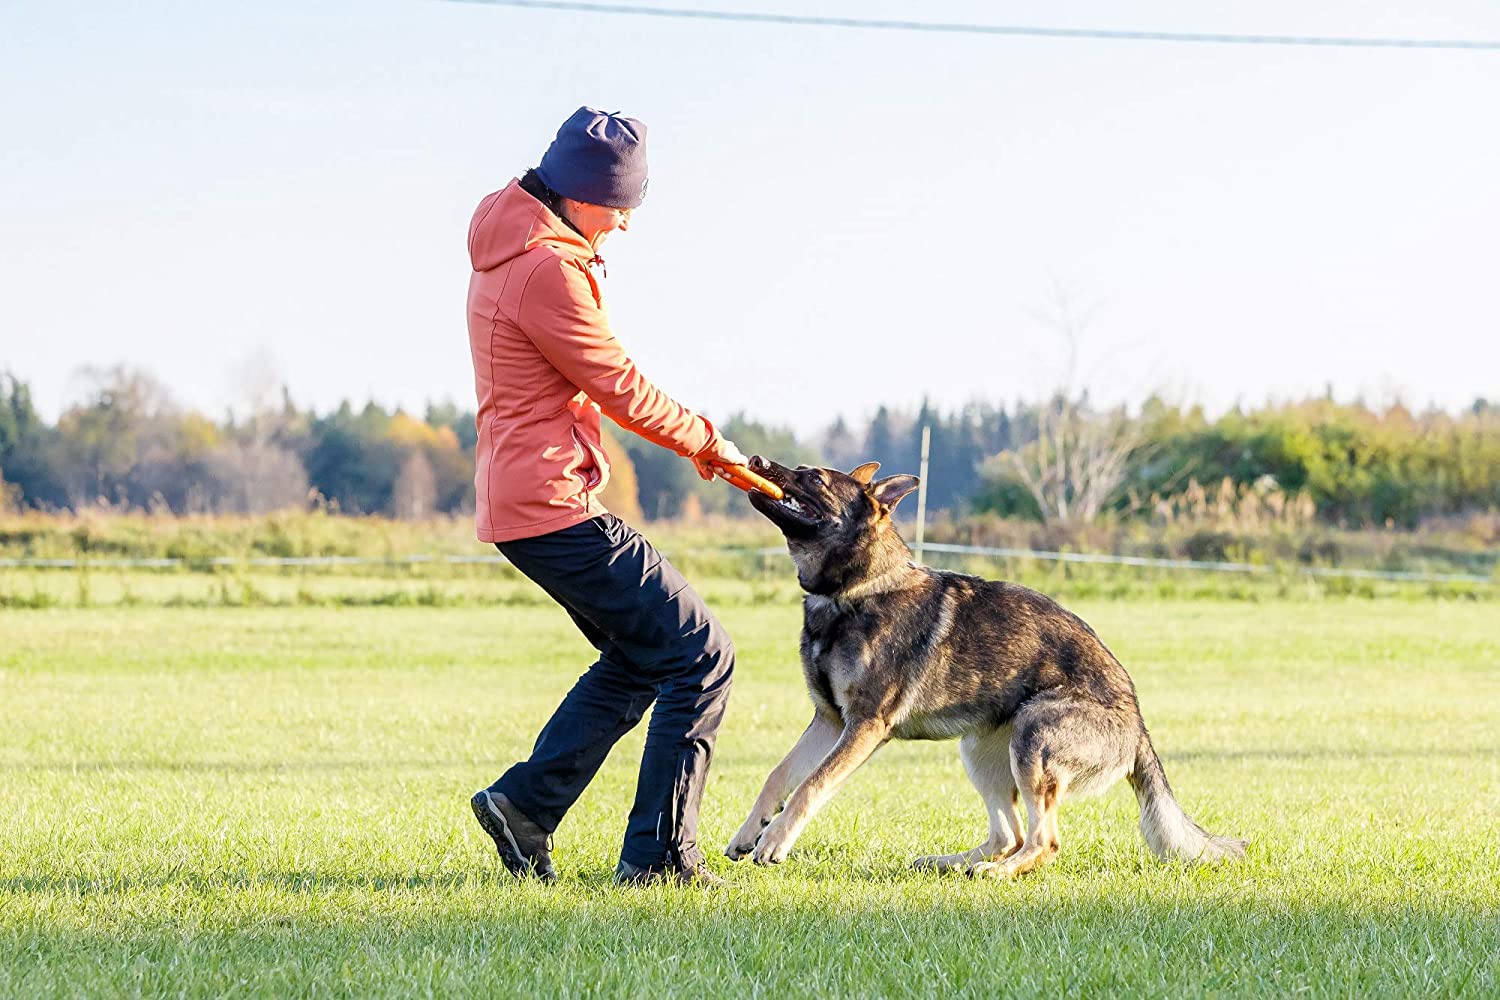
[745,456,920,595]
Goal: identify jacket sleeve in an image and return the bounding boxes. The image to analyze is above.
[516,256,721,458]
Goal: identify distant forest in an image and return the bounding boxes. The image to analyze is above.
[2,368,1497,529]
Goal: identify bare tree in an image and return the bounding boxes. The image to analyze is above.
[57,366,178,507]
[1000,287,1147,525]
[206,442,310,513]
[1005,396,1143,524]
[228,347,283,426]
[391,450,436,520]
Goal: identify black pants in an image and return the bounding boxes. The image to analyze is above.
[489,513,735,869]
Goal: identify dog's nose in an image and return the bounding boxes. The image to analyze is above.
[749,455,768,472]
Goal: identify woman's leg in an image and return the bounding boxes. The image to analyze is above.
[491,515,734,870]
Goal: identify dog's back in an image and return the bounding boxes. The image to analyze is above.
[802,568,1143,742]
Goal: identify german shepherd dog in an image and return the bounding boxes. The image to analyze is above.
[724,457,1247,877]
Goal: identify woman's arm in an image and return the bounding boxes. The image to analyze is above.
[517,257,739,467]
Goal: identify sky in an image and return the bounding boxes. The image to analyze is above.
[3,0,1498,436]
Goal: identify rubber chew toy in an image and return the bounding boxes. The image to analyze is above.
[712,463,784,500]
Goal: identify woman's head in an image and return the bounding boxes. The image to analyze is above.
[534,107,647,247]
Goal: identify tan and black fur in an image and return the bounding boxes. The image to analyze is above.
[725,457,1247,876]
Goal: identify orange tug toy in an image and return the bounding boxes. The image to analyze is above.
[711,463,784,500]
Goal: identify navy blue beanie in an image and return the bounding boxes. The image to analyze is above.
[536,107,649,209]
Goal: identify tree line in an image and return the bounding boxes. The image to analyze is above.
[2,367,1496,528]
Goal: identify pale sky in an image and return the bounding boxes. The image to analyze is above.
[3,1,1498,435]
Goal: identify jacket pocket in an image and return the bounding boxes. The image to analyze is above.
[569,426,603,490]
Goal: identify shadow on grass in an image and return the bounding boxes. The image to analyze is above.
[1169,746,1500,762]
[1,871,484,894]
[2,889,1495,998]
[8,742,1498,775]
[2,758,511,773]
[4,864,1104,894]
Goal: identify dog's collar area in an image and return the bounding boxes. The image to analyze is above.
[800,563,919,602]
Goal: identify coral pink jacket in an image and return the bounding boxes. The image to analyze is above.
[466,179,721,542]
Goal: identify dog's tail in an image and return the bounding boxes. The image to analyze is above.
[1128,733,1247,863]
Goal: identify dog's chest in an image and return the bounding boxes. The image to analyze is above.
[800,596,870,715]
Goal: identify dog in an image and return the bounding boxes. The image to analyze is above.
[724,457,1247,877]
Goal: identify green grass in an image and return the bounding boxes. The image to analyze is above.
[2,594,1498,997]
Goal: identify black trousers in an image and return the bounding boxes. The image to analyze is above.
[489,513,735,869]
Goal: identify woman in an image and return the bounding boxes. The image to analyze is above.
[465,107,746,886]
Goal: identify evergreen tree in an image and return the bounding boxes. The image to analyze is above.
[0,374,67,508]
[820,414,860,470]
[863,406,899,469]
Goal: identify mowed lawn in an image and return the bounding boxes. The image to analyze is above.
[2,595,1497,997]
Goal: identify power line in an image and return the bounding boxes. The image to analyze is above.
[446,0,1500,51]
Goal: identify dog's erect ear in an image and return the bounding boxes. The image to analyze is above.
[848,462,881,485]
[871,474,920,511]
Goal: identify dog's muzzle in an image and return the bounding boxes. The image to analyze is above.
[747,457,819,527]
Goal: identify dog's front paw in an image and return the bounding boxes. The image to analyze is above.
[723,815,774,863]
[750,817,796,865]
[724,836,756,861]
[725,815,771,861]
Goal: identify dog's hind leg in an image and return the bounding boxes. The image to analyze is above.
[913,727,1024,872]
[726,714,841,860]
[972,696,1135,879]
[972,754,1064,879]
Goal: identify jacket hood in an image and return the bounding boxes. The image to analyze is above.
[468,178,593,273]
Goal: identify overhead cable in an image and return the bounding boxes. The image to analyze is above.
[446,0,1500,51]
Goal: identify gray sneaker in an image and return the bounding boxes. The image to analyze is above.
[613,858,727,888]
[470,790,557,883]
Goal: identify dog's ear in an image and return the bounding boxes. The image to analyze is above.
[848,462,880,485]
[871,474,919,511]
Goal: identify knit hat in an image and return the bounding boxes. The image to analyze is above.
[536,107,649,209]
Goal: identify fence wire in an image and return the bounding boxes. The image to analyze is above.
[1,546,1492,585]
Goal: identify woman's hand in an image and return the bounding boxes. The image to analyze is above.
[692,438,749,481]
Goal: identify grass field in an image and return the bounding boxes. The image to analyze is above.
[3,589,1498,997]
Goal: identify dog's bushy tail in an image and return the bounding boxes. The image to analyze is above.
[1128,734,1247,863]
